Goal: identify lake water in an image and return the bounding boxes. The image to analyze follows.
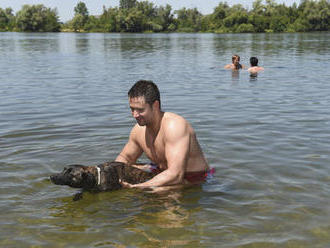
[1,32,330,247]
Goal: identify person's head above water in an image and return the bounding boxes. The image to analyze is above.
[224,54,244,70]
[248,57,264,74]
[128,80,161,109]
[250,57,259,67]
[232,55,240,65]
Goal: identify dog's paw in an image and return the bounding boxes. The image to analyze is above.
[73,192,83,201]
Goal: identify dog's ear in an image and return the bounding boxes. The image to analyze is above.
[62,167,72,174]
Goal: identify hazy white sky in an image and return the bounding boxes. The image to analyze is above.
[1,0,300,22]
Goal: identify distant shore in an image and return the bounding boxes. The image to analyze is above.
[1,0,329,33]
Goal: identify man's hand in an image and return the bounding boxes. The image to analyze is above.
[119,179,156,189]
[119,178,185,193]
[119,179,135,188]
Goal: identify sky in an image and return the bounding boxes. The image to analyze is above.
[1,0,300,22]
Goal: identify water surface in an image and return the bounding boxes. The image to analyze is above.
[1,32,330,247]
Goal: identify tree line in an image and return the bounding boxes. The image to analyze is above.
[0,0,329,33]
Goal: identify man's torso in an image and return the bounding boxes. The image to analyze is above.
[134,112,208,172]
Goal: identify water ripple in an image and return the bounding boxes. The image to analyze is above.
[0,32,330,247]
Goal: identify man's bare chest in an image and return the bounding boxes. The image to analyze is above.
[140,132,165,164]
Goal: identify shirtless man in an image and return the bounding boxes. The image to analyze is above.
[224,54,244,70]
[116,80,211,188]
[247,57,264,74]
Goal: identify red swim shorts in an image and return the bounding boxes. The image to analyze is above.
[184,168,216,184]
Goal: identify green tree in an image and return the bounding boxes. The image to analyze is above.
[0,8,10,31]
[175,7,202,32]
[269,15,288,32]
[301,0,330,31]
[135,1,156,31]
[265,3,292,32]
[249,0,267,32]
[74,1,89,17]
[156,4,174,31]
[248,14,267,32]
[200,14,212,32]
[137,1,156,18]
[10,0,328,33]
[120,0,137,9]
[16,4,60,32]
[252,0,265,15]
[284,0,330,32]
[222,4,249,32]
[124,8,144,32]
[236,23,254,32]
[208,2,231,31]
[84,15,103,32]
[0,8,16,31]
[100,7,121,32]
[71,14,85,31]
[72,1,89,31]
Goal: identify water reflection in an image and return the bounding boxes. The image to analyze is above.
[249,72,258,81]
[119,34,157,58]
[45,186,203,246]
[75,34,90,53]
[17,33,60,53]
[1,32,330,248]
[143,190,188,227]
[102,35,121,54]
[176,34,200,53]
[0,34,16,54]
[213,34,248,56]
[231,70,240,83]
[126,188,201,246]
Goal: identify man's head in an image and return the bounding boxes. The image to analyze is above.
[232,55,240,65]
[128,80,161,126]
[128,80,161,107]
[250,57,259,66]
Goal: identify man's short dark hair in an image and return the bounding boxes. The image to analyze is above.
[250,57,259,66]
[128,80,161,109]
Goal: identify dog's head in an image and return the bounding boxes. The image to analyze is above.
[50,165,97,189]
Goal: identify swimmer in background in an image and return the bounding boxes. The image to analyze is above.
[224,55,245,70]
[248,57,264,74]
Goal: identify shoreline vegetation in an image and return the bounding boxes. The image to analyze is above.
[0,0,329,33]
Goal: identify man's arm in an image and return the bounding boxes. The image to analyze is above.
[115,125,143,165]
[121,117,190,188]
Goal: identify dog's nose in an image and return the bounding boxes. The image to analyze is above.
[50,175,59,183]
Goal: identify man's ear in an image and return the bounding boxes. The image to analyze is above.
[152,100,160,110]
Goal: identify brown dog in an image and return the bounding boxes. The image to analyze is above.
[50,161,159,200]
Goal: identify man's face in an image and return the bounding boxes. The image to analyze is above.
[233,57,240,65]
[129,96,154,126]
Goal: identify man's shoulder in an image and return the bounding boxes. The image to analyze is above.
[248,66,264,73]
[162,112,191,135]
[131,123,145,135]
[163,112,186,124]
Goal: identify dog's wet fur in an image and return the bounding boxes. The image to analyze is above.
[50,161,159,200]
